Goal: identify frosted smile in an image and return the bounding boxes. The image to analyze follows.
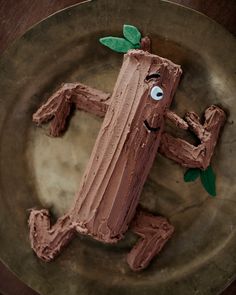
[144,120,160,132]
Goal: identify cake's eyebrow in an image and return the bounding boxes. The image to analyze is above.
[145,73,161,81]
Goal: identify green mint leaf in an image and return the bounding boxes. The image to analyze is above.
[99,37,135,53]
[184,168,200,182]
[200,165,216,197]
[123,24,141,46]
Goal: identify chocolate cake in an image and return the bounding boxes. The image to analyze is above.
[28,26,226,271]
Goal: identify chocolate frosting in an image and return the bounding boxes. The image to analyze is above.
[29,210,75,261]
[69,50,182,242]
[127,210,174,271]
[33,82,110,136]
[165,109,188,130]
[160,105,226,169]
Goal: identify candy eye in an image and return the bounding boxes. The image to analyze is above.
[150,86,164,101]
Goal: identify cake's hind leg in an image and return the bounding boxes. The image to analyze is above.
[127,210,174,271]
[28,209,75,261]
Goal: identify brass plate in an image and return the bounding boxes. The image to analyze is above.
[0,0,235,294]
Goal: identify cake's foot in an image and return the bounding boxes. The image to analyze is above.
[127,210,174,271]
[28,209,75,261]
[33,82,111,137]
[160,105,226,169]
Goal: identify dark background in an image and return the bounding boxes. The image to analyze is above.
[0,0,235,294]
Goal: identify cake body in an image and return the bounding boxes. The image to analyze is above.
[71,50,182,242]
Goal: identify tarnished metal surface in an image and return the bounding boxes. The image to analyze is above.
[0,0,235,294]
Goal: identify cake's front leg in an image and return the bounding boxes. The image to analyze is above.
[160,106,226,169]
[127,210,174,271]
[33,82,111,136]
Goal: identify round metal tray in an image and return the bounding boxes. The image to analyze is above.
[0,0,235,294]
